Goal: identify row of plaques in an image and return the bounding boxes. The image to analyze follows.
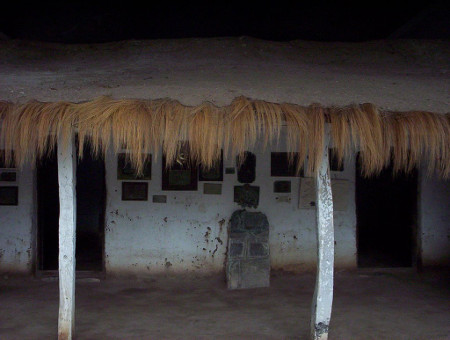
[118,148,343,205]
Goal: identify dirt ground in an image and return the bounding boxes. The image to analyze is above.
[0,270,449,340]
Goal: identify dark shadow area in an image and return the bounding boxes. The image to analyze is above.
[1,2,447,43]
[356,157,418,268]
[37,144,106,271]
[37,150,59,270]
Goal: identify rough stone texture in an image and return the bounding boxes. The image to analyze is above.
[227,210,270,289]
[57,136,77,340]
[0,38,449,113]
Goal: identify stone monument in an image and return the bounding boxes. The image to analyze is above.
[226,210,270,289]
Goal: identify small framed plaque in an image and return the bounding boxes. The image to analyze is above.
[271,152,303,177]
[274,180,291,193]
[237,151,256,184]
[0,150,16,169]
[122,182,148,201]
[0,186,18,205]
[0,171,16,182]
[162,143,198,191]
[199,150,223,181]
[117,153,151,180]
[152,195,167,203]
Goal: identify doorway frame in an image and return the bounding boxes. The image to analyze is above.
[34,146,107,278]
[355,155,421,269]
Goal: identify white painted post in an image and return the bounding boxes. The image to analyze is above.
[57,134,77,340]
[310,130,334,340]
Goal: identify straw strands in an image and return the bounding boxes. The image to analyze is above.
[0,96,448,178]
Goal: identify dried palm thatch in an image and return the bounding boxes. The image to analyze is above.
[0,97,448,178]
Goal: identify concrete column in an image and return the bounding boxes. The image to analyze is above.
[57,135,77,340]
[310,131,334,340]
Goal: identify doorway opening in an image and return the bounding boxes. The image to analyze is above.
[37,143,106,272]
[356,156,418,268]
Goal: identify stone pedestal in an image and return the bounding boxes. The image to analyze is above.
[226,210,270,289]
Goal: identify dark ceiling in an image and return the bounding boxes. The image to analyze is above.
[1,2,448,43]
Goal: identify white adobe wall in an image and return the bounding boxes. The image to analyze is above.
[104,139,357,276]
[420,174,450,267]
[0,140,356,276]
[0,153,448,275]
[2,145,448,275]
[0,164,35,274]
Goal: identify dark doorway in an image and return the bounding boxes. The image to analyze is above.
[356,157,418,268]
[37,144,106,271]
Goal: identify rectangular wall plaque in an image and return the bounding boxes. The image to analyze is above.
[276,195,291,203]
[162,143,198,191]
[152,195,167,203]
[274,180,291,193]
[271,152,303,177]
[0,171,16,182]
[0,186,18,205]
[122,182,148,201]
[204,183,222,195]
[199,150,223,181]
[117,153,151,180]
[0,150,16,169]
[237,152,256,183]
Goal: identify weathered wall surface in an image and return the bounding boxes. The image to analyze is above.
[0,151,448,275]
[104,139,357,276]
[420,174,450,267]
[0,164,35,274]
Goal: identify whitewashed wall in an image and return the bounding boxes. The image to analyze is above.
[420,174,450,267]
[0,164,35,274]
[1,147,449,275]
[104,139,357,276]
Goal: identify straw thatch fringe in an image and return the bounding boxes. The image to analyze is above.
[329,103,384,177]
[0,97,448,178]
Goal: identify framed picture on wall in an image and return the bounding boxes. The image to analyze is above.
[122,182,148,201]
[162,143,198,191]
[0,186,18,205]
[0,150,16,169]
[274,180,291,193]
[237,151,256,184]
[199,150,223,181]
[117,153,152,180]
[271,152,303,177]
[0,171,16,182]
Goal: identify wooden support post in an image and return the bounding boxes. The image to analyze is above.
[57,135,77,340]
[310,131,334,340]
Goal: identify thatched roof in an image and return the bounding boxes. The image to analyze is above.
[0,97,448,178]
[0,38,448,177]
